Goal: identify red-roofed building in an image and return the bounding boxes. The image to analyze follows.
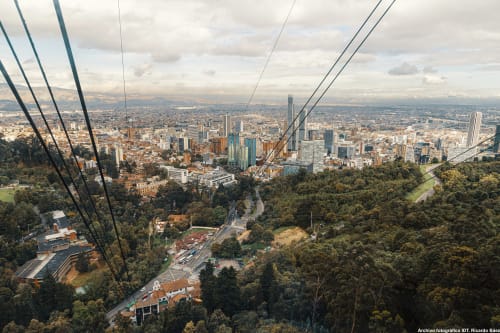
[133,278,198,325]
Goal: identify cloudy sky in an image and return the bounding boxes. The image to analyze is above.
[1,0,500,104]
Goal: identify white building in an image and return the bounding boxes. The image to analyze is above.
[160,166,189,184]
[466,111,482,147]
[198,170,236,188]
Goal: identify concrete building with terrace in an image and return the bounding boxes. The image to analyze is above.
[15,211,94,283]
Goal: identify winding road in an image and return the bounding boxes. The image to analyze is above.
[106,187,264,323]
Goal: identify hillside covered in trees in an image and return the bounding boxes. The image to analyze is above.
[238,160,500,332]
[129,160,500,332]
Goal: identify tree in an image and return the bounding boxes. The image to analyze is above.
[260,262,278,314]
[207,309,230,333]
[25,319,46,333]
[211,237,241,259]
[200,262,217,313]
[183,321,196,333]
[214,324,232,333]
[0,287,16,329]
[75,253,90,273]
[1,321,24,333]
[113,314,133,333]
[72,299,108,333]
[215,267,241,317]
[195,320,209,333]
[13,283,36,326]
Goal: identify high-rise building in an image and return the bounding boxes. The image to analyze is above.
[466,111,482,147]
[287,95,297,151]
[227,133,239,166]
[324,129,335,155]
[178,137,189,153]
[493,125,500,153]
[223,114,231,137]
[245,138,257,166]
[238,146,249,170]
[186,125,199,143]
[299,140,325,173]
[235,120,244,133]
[298,108,308,143]
[113,144,123,168]
[337,142,356,160]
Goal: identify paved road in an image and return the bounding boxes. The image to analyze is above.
[106,200,251,322]
[416,164,443,203]
[106,187,265,322]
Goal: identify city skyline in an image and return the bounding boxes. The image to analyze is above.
[1,0,500,104]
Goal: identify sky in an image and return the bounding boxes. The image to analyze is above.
[1,0,500,104]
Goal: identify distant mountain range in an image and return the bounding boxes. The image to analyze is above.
[3,83,500,111]
[0,83,198,111]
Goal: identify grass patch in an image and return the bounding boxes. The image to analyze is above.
[182,228,213,237]
[273,227,308,247]
[0,188,16,203]
[406,165,436,202]
[159,255,172,273]
[273,226,296,234]
[69,266,107,288]
[242,242,267,251]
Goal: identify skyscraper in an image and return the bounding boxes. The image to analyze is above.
[245,138,257,167]
[466,111,482,147]
[493,125,500,153]
[238,145,249,170]
[235,120,244,133]
[223,114,231,137]
[178,137,189,153]
[227,133,239,166]
[324,129,335,155]
[287,95,297,151]
[298,108,308,143]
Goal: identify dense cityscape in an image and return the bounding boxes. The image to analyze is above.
[2,100,499,180]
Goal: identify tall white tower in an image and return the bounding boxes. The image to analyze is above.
[223,114,231,137]
[466,111,482,147]
[287,95,297,151]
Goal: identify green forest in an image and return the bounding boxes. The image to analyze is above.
[124,160,500,333]
[1,134,499,332]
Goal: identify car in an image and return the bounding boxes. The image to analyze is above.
[140,287,146,292]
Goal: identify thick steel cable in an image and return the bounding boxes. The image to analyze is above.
[0,59,121,285]
[276,0,397,163]
[260,0,388,170]
[11,2,118,264]
[117,0,128,122]
[53,0,130,279]
[2,20,93,225]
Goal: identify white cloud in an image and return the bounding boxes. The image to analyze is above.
[203,70,216,77]
[422,66,437,74]
[388,62,419,76]
[1,0,500,101]
[133,63,153,78]
[422,75,447,86]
